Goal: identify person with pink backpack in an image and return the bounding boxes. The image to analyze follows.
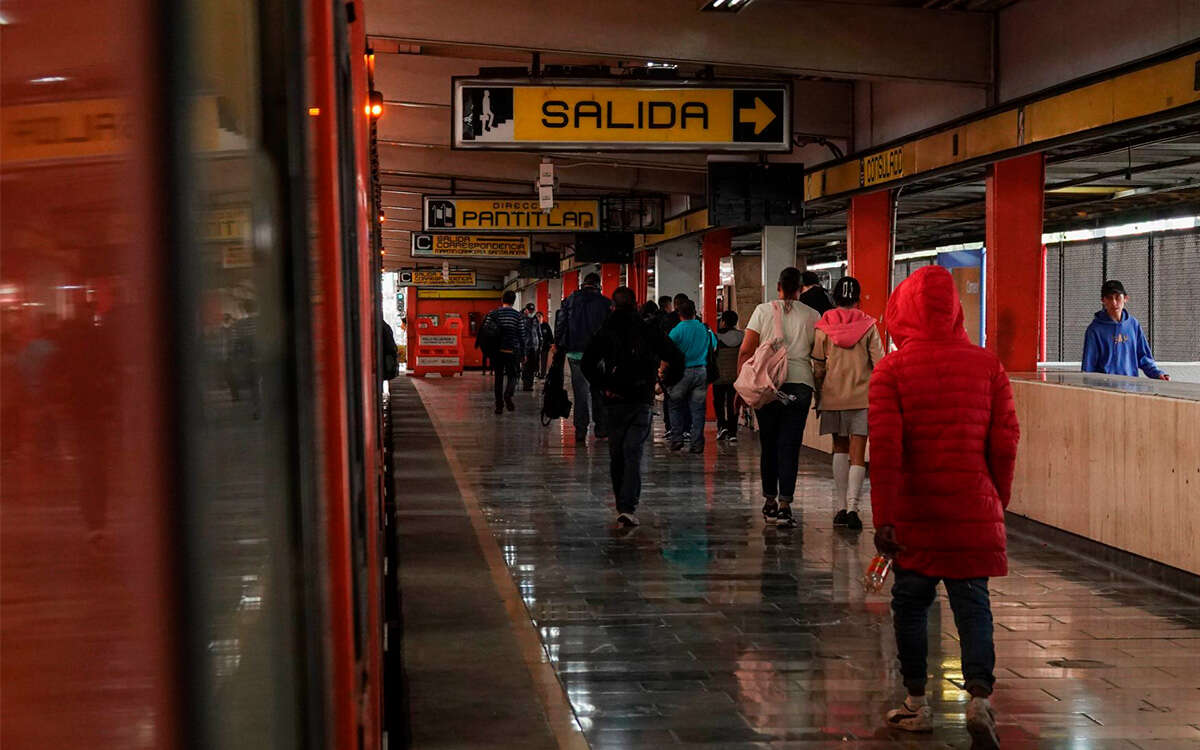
[735,267,821,529]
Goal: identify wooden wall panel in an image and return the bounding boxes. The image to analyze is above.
[1009,381,1200,575]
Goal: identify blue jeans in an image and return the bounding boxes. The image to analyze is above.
[892,567,996,697]
[668,366,707,450]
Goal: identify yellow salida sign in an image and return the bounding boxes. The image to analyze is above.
[453,80,790,152]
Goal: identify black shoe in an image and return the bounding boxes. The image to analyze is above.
[716,428,729,441]
[727,434,738,443]
[495,404,504,415]
[761,498,779,521]
[688,444,704,454]
[669,441,685,452]
[845,510,863,531]
[776,503,796,529]
[616,512,639,528]
[505,397,515,412]
[834,509,849,527]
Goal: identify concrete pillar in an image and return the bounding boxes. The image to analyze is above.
[847,191,892,337]
[760,226,796,302]
[986,152,1045,372]
[732,254,762,327]
[601,263,621,298]
[702,229,732,326]
[655,238,701,305]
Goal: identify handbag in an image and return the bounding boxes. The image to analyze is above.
[733,301,789,409]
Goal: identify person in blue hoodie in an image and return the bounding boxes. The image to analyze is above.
[1081,279,1169,380]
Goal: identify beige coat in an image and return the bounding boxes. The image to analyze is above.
[812,325,884,411]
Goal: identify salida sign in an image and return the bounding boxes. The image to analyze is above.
[452,79,790,152]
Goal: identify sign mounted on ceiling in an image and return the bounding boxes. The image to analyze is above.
[423,196,601,232]
[398,268,478,288]
[452,79,791,152]
[410,233,532,258]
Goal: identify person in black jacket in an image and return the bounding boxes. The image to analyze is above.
[582,286,684,529]
[536,312,553,379]
[799,271,835,315]
[556,272,612,442]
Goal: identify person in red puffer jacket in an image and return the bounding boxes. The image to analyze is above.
[869,265,1020,748]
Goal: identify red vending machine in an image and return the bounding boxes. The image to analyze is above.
[410,315,465,377]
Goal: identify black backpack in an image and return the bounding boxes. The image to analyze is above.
[704,325,720,385]
[476,312,502,357]
[540,349,572,425]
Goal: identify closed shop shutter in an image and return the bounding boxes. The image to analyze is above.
[1152,231,1200,361]
[1044,242,1062,360]
[1106,236,1151,325]
[1061,240,1104,361]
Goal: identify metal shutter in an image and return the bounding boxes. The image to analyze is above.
[1152,230,1200,361]
[1044,242,1062,361]
[1061,240,1104,361]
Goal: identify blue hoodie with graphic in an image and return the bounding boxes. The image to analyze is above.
[1081,309,1165,378]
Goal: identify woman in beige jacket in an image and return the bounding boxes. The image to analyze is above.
[812,276,885,530]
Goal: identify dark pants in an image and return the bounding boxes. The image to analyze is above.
[713,383,737,436]
[522,350,539,390]
[606,402,652,514]
[892,567,996,697]
[538,346,550,378]
[493,351,519,406]
[568,357,606,439]
[754,383,812,498]
[662,393,672,433]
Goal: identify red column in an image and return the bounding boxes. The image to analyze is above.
[536,281,549,315]
[601,263,621,298]
[985,153,1045,372]
[847,190,893,338]
[701,229,732,326]
[562,270,579,299]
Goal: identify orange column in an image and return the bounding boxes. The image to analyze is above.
[536,281,549,315]
[847,190,893,338]
[562,270,579,299]
[601,263,621,297]
[986,153,1045,372]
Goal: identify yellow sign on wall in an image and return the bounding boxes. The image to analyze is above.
[411,233,532,258]
[2,98,132,163]
[423,196,600,232]
[453,79,790,152]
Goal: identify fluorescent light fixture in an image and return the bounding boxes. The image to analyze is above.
[806,260,845,271]
[1041,215,1199,244]
[700,0,753,11]
[645,61,678,69]
[31,76,68,84]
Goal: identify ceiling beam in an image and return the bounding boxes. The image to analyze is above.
[364,0,991,84]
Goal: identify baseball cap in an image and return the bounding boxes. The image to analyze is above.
[524,302,536,311]
[1101,279,1127,297]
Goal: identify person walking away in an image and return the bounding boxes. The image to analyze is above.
[556,272,612,442]
[482,290,525,414]
[1081,279,1169,380]
[520,302,542,391]
[667,299,716,454]
[869,265,1019,748]
[737,267,820,529]
[582,287,684,529]
[798,270,834,316]
[812,276,884,531]
[537,312,553,378]
[660,293,690,436]
[713,310,744,442]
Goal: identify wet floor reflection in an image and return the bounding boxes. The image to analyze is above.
[415,374,1200,749]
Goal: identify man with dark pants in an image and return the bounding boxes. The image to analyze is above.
[582,287,683,528]
[869,266,1019,749]
[556,272,611,442]
[520,302,542,391]
[482,290,525,414]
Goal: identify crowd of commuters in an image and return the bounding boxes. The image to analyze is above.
[468,267,1193,747]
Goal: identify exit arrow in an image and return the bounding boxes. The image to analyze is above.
[738,96,777,135]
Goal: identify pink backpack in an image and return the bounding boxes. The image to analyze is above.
[734,301,789,409]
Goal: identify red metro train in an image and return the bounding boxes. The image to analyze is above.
[2,1,396,748]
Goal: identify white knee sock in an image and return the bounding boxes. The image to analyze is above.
[847,464,867,512]
[832,453,850,510]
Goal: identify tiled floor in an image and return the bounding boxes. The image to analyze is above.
[409,373,1200,749]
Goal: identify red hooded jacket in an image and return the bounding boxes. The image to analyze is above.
[868,266,1020,579]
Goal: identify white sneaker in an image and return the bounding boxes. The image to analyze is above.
[966,696,999,749]
[886,698,933,732]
